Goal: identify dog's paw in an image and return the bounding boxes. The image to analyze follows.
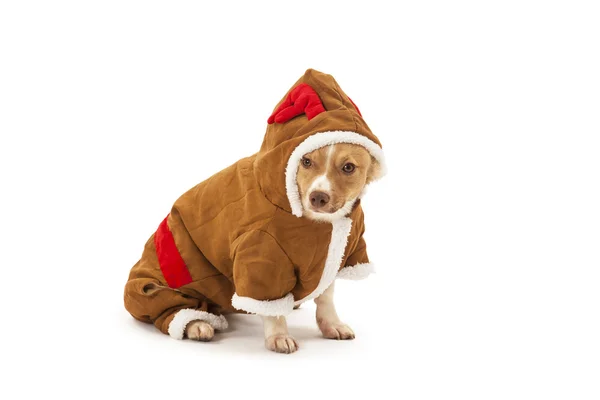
[265,334,299,354]
[318,321,355,340]
[185,320,215,342]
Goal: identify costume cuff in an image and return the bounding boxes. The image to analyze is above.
[231,292,294,316]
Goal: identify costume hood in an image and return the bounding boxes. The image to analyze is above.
[254,68,386,217]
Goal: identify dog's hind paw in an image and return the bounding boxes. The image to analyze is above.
[185,320,215,342]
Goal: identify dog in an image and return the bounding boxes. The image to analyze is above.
[124,69,386,353]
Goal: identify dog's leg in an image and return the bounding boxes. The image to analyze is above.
[262,316,299,354]
[185,320,215,342]
[315,282,355,340]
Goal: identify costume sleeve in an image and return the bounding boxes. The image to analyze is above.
[337,236,375,280]
[124,236,229,340]
[125,276,229,338]
[231,230,297,316]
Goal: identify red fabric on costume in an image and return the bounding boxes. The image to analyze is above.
[268,83,326,124]
[154,214,193,288]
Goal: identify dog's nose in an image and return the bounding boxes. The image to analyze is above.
[310,191,330,208]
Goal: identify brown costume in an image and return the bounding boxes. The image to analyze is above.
[124,69,386,339]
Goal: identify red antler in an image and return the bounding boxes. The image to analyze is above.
[267,83,326,124]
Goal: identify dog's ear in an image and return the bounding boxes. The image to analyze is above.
[366,156,382,184]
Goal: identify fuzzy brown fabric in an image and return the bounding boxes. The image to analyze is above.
[124,69,384,337]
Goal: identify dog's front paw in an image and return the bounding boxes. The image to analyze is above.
[318,321,355,340]
[185,320,215,342]
[265,334,299,354]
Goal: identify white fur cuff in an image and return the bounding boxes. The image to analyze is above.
[168,309,229,340]
[337,262,375,280]
[231,292,294,316]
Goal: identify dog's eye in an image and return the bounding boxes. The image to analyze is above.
[342,163,356,174]
[301,158,312,168]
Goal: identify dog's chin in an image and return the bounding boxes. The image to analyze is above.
[302,198,357,223]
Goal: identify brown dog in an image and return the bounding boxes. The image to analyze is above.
[124,69,386,354]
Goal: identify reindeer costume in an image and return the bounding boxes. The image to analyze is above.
[124,69,386,339]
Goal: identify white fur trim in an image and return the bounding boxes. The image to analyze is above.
[168,309,228,340]
[294,217,353,305]
[231,292,294,317]
[337,262,375,280]
[285,131,386,217]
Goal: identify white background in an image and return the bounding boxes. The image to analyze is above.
[1,1,599,399]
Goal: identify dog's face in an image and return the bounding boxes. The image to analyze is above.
[296,143,381,222]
